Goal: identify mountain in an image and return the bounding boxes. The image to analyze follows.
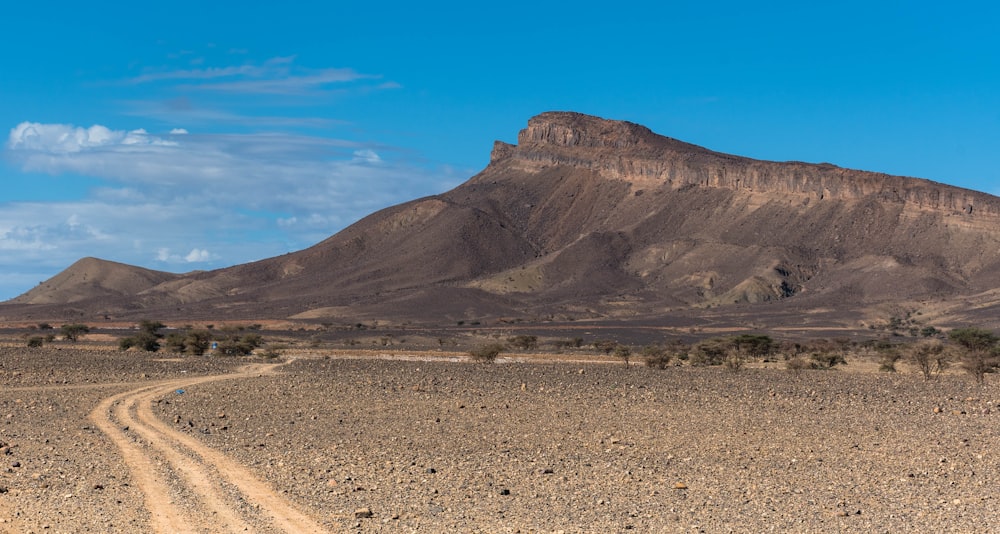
[5,112,1000,331]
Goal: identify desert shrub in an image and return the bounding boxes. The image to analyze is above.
[551,338,584,351]
[469,343,504,363]
[873,341,902,372]
[507,335,538,350]
[593,339,618,355]
[118,320,166,352]
[163,332,186,353]
[37,323,53,330]
[731,334,776,359]
[135,332,162,352]
[60,323,90,342]
[26,336,44,348]
[258,344,285,359]
[215,331,263,356]
[809,351,846,369]
[909,339,949,380]
[613,345,632,367]
[642,344,672,369]
[690,338,730,366]
[878,352,902,372]
[786,356,810,374]
[183,330,213,355]
[948,327,1000,385]
[139,320,165,334]
[920,326,941,338]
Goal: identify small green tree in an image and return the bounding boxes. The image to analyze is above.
[119,320,165,352]
[60,323,90,342]
[690,338,729,366]
[214,329,263,356]
[642,344,672,369]
[731,334,776,359]
[183,330,213,355]
[909,339,949,380]
[948,327,1000,385]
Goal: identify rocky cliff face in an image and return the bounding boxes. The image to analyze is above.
[491,112,999,219]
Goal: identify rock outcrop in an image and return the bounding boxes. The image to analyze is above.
[492,112,998,219]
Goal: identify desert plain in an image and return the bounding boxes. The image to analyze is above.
[0,340,998,533]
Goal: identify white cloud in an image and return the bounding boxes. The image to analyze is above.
[0,120,470,300]
[352,149,381,163]
[184,248,212,262]
[170,128,189,134]
[8,122,177,153]
[196,68,370,95]
[125,55,388,97]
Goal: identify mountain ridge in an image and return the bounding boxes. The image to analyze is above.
[4,111,1000,332]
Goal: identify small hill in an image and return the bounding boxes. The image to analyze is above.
[5,112,1000,332]
[11,257,180,305]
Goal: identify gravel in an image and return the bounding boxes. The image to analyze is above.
[2,348,999,532]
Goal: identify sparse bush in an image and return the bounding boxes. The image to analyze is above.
[920,326,940,338]
[690,338,729,366]
[613,345,632,367]
[552,338,584,350]
[809,351,846,369]
[215,330,264,356]
[258,344,285,359]
[183,330,213,355]
[878,352,902,372]
[139,320,165,334]
[642,344,672,369]
[873,342,902,372]
[26,336,44,348]
[163,332,186,353]
[119,320,166,352]
[508,335,538,350]
[593,339,618,355]
[786,356,810,374]
[469,343,504,363]
[731,334,776,359]
[909,339,949,380]
[60,323,90,342]
[948,327,1000,385]
[724,352,745,371]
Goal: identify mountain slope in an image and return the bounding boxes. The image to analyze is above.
[11,257,181,306]
[6,112,1000,329]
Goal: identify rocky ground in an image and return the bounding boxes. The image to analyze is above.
[0,347,999,532]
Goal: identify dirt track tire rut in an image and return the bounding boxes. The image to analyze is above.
[89,362,328,533]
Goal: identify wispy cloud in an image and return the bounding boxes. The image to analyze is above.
[127,55,383,97]
[123,97,343,128]
[2,120,464,299]
[196,68,373,95]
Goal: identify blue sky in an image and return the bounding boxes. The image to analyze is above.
[2,1,998,300]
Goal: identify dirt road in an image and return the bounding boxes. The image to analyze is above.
[89,361,328,533]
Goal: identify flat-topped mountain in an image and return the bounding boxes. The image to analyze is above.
[5,112,1000,331]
